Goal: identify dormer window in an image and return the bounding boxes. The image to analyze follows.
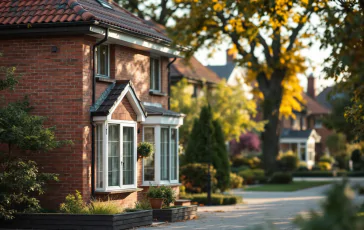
[150,56,161,92]
[95,44,110,78]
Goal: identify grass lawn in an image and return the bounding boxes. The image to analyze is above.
[244,181,332,192]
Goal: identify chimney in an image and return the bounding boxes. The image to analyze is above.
[307,73,316,99]
[226,49,237,63]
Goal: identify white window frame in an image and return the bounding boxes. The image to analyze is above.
[150,56,161,92]
[95,44,110,78]
[142,125,179,186]
[95,120,137,192]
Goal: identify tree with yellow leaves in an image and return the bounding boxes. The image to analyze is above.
[171,78,264,147]
[171,0,326,173]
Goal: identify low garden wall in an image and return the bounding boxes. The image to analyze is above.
[0,210,152,230]
[153,205,197,222]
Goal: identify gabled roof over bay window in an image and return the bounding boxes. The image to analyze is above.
[92,80,146,122]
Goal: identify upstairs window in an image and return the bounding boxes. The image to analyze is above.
[95,45,109,77]
[150,57,161,92]
[314,119,322,128]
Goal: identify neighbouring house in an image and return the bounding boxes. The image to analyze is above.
[207,50,252,99]
[280,75,333,168]
[145,20,221,97]
[170,57,221,97]
[0,0,184,209]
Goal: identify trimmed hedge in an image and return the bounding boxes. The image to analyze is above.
[292,171,364,177]
[238,169,266,185]
[181,193,243,205]
[270,172,292,184]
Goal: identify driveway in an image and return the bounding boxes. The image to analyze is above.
[139,182,364,230]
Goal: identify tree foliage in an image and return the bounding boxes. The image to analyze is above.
[326,133,347,156]
[322,89,356,141]
[170,0,325,173]
[184,105,230,191]
[321,0,364,140]
[117,0,180,26]
[171,78,264,146]
[229,132,261,155]
[0,52,71,220]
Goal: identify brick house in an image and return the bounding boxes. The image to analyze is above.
[145,20,221,97]
[280,75,332,168]
[0,0,184,209]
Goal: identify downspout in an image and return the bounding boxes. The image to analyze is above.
[91,28,109,197]
[167,57,177,110]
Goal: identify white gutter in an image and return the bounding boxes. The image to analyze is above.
[89,26,182,58]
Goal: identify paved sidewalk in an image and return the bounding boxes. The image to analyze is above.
[139,182,364,230]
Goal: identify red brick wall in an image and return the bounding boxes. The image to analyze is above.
[111,45,169,108]
[111,97,137,121]
[0,35,94,209]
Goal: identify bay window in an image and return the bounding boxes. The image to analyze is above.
[95,122,137,191]
[143,127,155,181]
[142,126,179,185]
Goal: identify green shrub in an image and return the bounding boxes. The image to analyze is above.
[229,173,244,189]
[231,165,250,173]
[319,162,332,171]
[181,193,242,205]
[59,190,87,214]
[180,163,217,193]
[87,200,121,214]
[238,169,265,185]
[134,198,152,210]
[147,186,176,208]
[297,162,309,171]
[295,180,364,230]
[319,155,335,164]
[277,151,299,171]
[231,156,261,169]
[270,172,292,184]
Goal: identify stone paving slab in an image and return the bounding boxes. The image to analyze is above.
[139,181,364,230]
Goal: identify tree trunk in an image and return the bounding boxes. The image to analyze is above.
[261,104,281,175]
[259,70,285,175]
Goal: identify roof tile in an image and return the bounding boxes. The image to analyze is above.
[0,0,170,43]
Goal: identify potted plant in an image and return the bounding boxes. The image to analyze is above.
[137,142,154,158]
[147,186,164,209]
[147,185,176,209]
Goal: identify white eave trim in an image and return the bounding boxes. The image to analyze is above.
[142,115,183,126]
[89,26,182,58]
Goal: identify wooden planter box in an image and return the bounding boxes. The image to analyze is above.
[0,210,152,230]
[152,205,197,222]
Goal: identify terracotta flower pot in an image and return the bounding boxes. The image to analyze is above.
[149,198,164,209]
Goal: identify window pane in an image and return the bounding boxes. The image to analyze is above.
[171,129,178,180]
[161,128,169,180]
[123,127,134,185]
[97,45,108,76]
[300,143,306,161]
[96,124,103,188]
[154,58,160,91]
[144,127,155,181]
[108,124,120,187]
[150,58,154,89]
